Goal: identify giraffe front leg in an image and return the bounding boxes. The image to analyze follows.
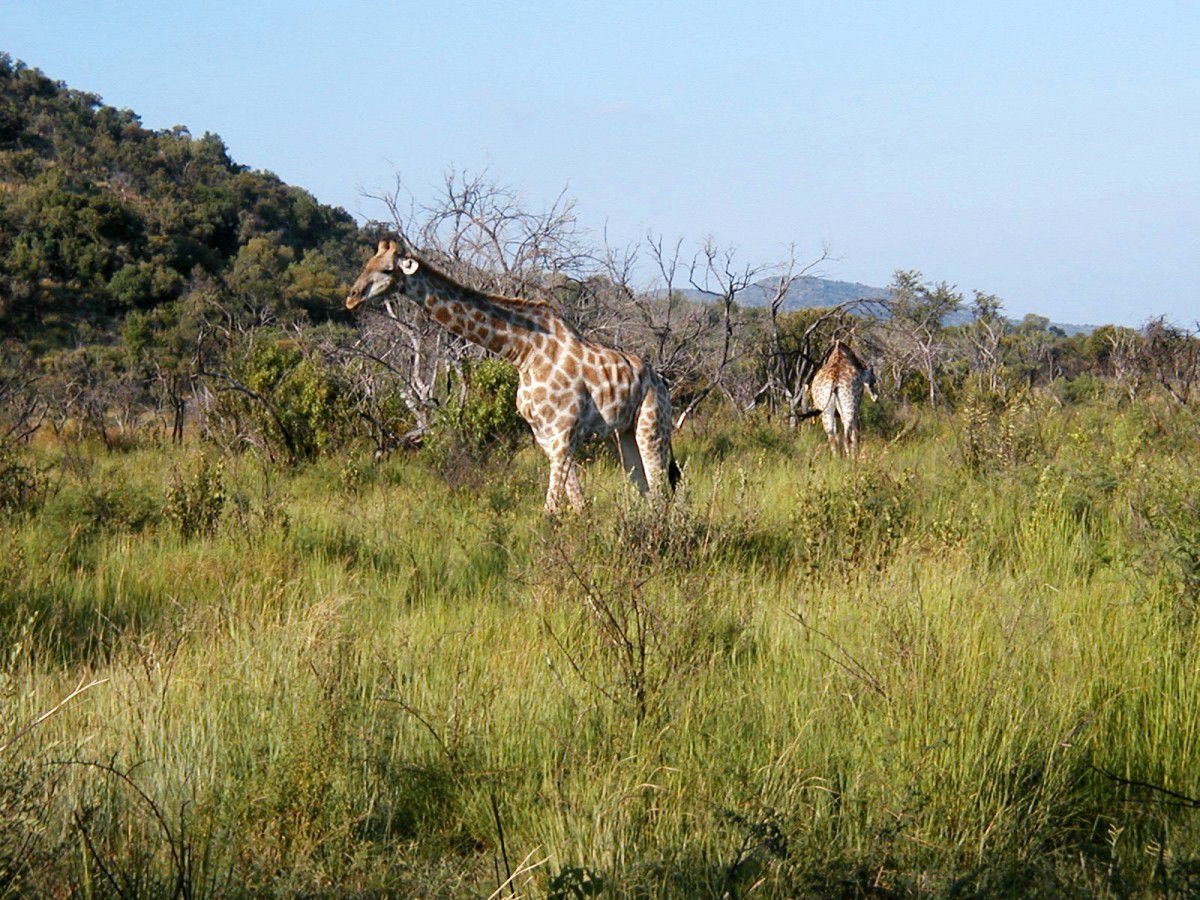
[563,456,585,513]
[845,410,862,457]
[541,446,569,516]
[534,428,571,516]
[543,449,585,516]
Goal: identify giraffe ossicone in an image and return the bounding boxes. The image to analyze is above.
[809,339,877,458]
[346,238,680,514]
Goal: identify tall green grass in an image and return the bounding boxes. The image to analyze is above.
[2,395,1200,896]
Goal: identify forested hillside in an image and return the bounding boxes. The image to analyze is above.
[0,53,363,349]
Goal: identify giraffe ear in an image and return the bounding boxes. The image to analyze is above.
[376,239,390,253]
[399,257,419,276]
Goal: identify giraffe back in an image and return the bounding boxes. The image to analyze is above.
[811,341,867,405]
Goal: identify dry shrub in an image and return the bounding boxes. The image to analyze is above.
[957,388,1046,473]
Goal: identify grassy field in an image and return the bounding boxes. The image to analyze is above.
[3,393,1200,897]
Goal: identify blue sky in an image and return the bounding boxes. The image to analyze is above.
[3,0,1198,326]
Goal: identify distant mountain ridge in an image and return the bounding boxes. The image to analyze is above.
[705,275,891,312]
[684,276,1092,335]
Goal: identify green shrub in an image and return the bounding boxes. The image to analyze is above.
[42,475,159,539]
[1138,467,1200,625]
[0,443,46,516]
[425,359,527,480]
[793,467,913,574]
[895,370,931,406]
[165,454,226,538]
[439,359,525,451]
[1054,373,1106,405]
[956,388,1045,473]
[209,337,353,463]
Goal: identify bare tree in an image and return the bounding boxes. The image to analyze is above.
[0,345,47,442]
[1142,317,1200,405]
[757,305,876,428]
[40,346,128,448]
[592,234,719,396]
[749,245,888,428]
[324,301,461,451]
[962,290,1007,392]
[1102,325,1145,402]
[351,170,604,448]
[359,171,875,439]
[882,270,963,407]
[371,168,592,299]
[674,239,770,429]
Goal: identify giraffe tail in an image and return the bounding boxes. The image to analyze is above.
[797,409,822,421]
[668,455,682,491]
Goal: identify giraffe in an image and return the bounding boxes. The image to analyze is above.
[808,339,877,457]
[345,238,679,514]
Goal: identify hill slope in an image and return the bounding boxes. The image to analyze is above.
[0,53,363,348]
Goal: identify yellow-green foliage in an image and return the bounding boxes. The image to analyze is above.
[212,337,353,463]
[429,358,527,456]
[164,453,226,538]
[3,397,1200,896]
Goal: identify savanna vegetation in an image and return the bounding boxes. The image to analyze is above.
[4,397,1200,897]
[4,56,1200,897]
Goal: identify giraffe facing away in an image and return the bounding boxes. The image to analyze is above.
[808,339,877,457]
[346,238,679,514]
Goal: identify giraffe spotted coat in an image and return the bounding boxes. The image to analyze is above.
[809,340,877,457]
[346,239,678,514]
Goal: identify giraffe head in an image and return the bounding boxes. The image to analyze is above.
[345,238,420,310]
[863,366,879,401]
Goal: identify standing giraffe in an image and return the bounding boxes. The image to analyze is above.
[345,238,679,514]
[809,339,877,457]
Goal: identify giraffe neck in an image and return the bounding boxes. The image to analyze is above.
[834,342,863,371]
[406,266,553,367]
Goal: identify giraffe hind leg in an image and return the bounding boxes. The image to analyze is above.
[821,405,841,456]
[618,430,649,495]
[846,419,860,456]
[634,381,673,498]
[836,392,860,458]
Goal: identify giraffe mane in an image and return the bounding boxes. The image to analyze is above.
[393,241,556,314]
